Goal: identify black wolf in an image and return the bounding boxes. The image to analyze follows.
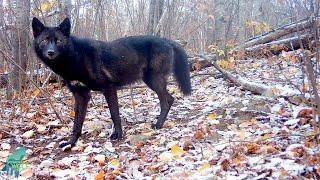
[32,17,191,148]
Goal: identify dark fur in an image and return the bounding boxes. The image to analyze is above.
[32,17,191,148]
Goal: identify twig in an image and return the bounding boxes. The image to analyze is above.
[0,49,64,122]
[28,72,53,106]
[129,84,138,122]
[295,15,320,120]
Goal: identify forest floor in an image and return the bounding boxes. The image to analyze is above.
[0,57,320,179]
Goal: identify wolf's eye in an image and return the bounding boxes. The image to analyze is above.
[41,39,48,44]
[56,39,62,44]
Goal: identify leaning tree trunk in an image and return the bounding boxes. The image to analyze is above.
[11,0,30,93]
[234,17,320,51]
[245,34,312,55]
[147,0,164,36]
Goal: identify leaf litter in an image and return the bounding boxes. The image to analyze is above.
[0,57,320,179]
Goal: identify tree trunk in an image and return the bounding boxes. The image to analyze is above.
[147,0,164,36]
[64,0,72,18]
[245,34,312,55]
[11,0,30,93]
[59,0,72,20]
[214,0,225,47]
[235,17,320,50]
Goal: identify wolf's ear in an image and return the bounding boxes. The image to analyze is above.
[32,17,45,38]
[59,18,71,37]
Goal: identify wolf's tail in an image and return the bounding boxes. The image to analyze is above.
[172,43,191,95]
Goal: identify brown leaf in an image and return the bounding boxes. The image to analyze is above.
[297,108,314,118]
[192,62,201,71]
[246,143,260,154]
[316,167,320,176]
[68,111,75,118]
[232,157,242,165]
[209,158,219,165]
[136,142,145,149]
[221,159,230,171]
[307,153,320,165]
[291,147,307,158]
[194,129,204,141]
[182,140,193,151]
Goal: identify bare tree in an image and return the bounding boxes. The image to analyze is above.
[10,0,30,93]
[147,0,164,36]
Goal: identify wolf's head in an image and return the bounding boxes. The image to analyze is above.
[32,17,71,60]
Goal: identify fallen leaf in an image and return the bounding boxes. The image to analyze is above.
[20,168,33,178]
[209,158,219,165]
[1,143,10,150]
[112,169,121,175]
[232,157,242,165]
[221,159,230,171]
[239,130,246,140]
[36,124,46,133]
[33,89,41,97]
[108,159,120,169]
[197,162,210,173]
[246,143,260,154]
[316,167,320,176]
[159,152,173,162]
[0,151,10,158]
[202,149,213,159]
[192,62,201,71]
[171,144,185,157]
[94,154,106,164]
[183,140,193,151]
[22,130,34,138]
[194,129,204,140]
[68,111,75,117]
[207,113,217,120]
[297,108,314,118]
[95,170,105,180]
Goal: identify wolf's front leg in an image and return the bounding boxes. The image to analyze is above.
[59,87,91,149]
[103,85,123,140]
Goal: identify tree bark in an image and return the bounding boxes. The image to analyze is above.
[234,17,320,50]
[245,34,312,55]
[11,0,30,92]
[147,0,164,36]
[59,0,72,20]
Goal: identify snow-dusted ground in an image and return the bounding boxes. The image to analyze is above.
[0,58,319,179]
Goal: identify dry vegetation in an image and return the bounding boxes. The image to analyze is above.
[1,0,320,179]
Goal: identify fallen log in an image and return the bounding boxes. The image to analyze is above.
[234,17,320,51]
[189,58,213,71]
[200,55,300,97]
[245,34,312,55]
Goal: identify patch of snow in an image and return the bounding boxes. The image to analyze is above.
[284,119,300,126]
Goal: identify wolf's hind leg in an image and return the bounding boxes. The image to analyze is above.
[103,85,123,140]
[143,72,174,129]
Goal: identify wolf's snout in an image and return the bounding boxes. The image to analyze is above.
[47,50,55,57]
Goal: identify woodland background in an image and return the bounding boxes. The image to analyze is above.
[1,0,320,179]
[0,0,317,94]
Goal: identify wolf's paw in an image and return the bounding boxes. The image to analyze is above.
[110,131,122,140]
[59,141,75,151]
[151,123,162,130]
